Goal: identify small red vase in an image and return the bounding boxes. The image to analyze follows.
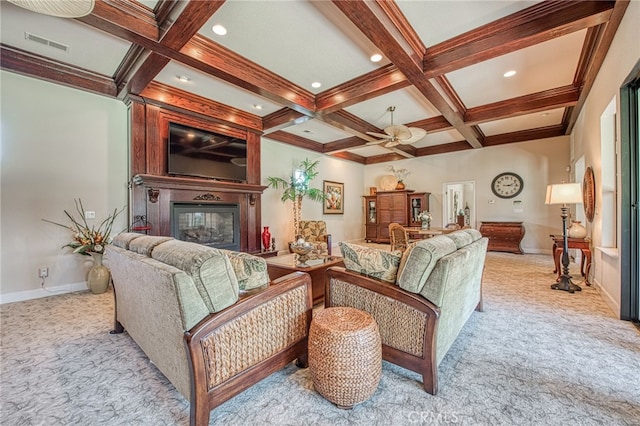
[261,226,271,251]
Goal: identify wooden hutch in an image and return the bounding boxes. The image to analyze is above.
[364,190,430,243]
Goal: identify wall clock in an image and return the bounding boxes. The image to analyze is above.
[583,166,596,222]
[491,172,524,199]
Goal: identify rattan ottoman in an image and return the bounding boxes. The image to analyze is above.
[308,306,382,408]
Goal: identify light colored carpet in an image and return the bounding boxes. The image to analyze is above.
[1,252,639,425]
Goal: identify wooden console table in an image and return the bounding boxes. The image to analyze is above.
[550,235,592,285]
[479,221,525,254]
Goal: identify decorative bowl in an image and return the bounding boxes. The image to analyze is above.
[290,243,313,266]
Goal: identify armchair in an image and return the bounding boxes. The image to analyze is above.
[326,229,487,394]
[295,220,332,257]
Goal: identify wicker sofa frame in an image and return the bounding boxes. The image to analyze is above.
[107,235,313,426]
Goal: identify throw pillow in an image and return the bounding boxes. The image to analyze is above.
[338,242,402,283]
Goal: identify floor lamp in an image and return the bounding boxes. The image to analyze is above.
[545,182,584,293]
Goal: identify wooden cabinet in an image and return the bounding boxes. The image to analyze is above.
[480,221,525,254]
[364,190,430,243]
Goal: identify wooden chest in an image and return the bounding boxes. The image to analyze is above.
[480,221,525,254]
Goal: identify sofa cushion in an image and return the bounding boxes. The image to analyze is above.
[220,249,269,292]
[129,236,174,256]
[461,228,483,241]
[396,236,457,294]
[151,240,239,313]
[339,242,402,283]
[112,232,144,249]
[444,230,473,249]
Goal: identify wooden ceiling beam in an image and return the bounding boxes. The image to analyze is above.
[263,130,325,153]
[0,45,117,97]
[332,0,484,149]
[465,85,580,125]
[483,125,566,147]
[262,108,309,134]
[424,0,615,78]
[141,81,263,131]
[315,64,410,114]
[564,0,630,133]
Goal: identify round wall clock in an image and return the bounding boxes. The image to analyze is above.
[583,166,596,222]
[491,172,524,199]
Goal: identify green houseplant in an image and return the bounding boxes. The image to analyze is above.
[267,158,325,240]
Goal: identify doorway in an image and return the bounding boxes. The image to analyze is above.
[620,61,639,322]
[442,181,476,228]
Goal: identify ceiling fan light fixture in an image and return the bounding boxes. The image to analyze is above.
[8,0,95,17]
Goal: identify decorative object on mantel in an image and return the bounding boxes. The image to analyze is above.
[261,226,271,251]
[417,211,432,229]
[43,199,124,294]
[267,158,326,240]
[271,237,276,251]
[567,220,588,239]
[545,182,584,293]
[387,166,411,190]
[194,193,222,201]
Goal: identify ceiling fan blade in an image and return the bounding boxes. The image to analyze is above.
[366,131,393,139]
[385,140,401,148]
[384,124,411,140]
[365,138,388,145]
[400,128,427,144]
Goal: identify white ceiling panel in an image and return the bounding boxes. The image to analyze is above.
[397,0,542,47]
[348,144,394,157]
[283,119,353,143]
[155,61,283,116]
[199,1,382,94]
[0,2,131,76]
[479,108,565,135]
[413,129,465,148]
[448,30,586,108]
[345,86,440,128]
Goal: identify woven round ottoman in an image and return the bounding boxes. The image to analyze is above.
[308,307,382,408]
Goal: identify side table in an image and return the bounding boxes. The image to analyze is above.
[308,307,381,408]
[550,234,592,285]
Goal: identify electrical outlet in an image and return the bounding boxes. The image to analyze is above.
[39,267,49,278]
[84,211,96,219]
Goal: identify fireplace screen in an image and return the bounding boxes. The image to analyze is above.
[172,203,240,250]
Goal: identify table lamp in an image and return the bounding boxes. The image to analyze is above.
[545,182,584,293]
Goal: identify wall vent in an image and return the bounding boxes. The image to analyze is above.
[25,32,69,52]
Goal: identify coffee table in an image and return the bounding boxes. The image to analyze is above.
[266,254,344,305]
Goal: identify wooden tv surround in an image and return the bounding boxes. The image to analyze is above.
[479,221,525,254]
[128,97,266,254]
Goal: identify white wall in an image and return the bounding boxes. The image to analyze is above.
[261,139,365,252]
[0,71,128,302]
[364,136,570,253]
[570,0,640,316]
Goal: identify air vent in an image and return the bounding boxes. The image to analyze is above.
[25,32,69,52]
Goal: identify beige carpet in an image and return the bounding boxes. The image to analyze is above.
[1,252,639,425]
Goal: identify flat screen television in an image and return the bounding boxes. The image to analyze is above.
[168,122,247,182]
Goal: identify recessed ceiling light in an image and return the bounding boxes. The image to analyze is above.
[503,70,517,78]
[252,104,263,110]
[370,53,383,63]
[311,82,322,89]
[177,75,190,82]
[212,24,227,36]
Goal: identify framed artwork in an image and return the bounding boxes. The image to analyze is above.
[323,180,344,214]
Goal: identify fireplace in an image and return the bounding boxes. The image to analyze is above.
[172,203,240,251]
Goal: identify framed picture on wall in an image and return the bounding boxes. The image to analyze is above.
[323,181,344,214]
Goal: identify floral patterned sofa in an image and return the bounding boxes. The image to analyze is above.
[326,229,488,395]
[106,233,313,425]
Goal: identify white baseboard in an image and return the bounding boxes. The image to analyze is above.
[0,281,89,305]
[590,278,621,318]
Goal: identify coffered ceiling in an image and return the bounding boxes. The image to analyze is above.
[0,0,630,164]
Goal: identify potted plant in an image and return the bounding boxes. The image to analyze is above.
[267,158,326,241]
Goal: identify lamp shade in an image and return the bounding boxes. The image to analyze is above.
[545,183,583,205]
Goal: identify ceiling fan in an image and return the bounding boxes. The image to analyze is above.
[366,106,427,148]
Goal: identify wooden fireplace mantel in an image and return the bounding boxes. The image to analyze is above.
[133,174,267,193]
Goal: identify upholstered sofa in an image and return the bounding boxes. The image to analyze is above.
[106,233,313,426]
[326,229,488,394]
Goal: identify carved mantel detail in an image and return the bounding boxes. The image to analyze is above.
[194,193,222,201]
